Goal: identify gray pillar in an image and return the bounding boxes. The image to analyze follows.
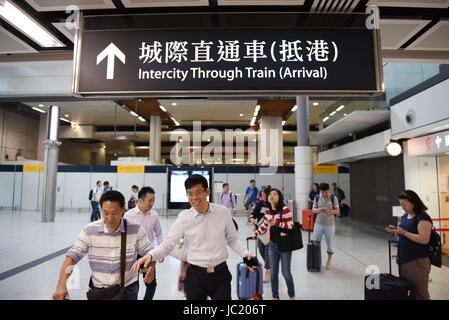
[296,96,310,146]
[149,116,161,164]
[41,106,61,222]
[37,113,46,161]
[294,96,313,222]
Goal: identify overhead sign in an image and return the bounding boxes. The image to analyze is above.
[73,13,382,97]
[408,129,449,156]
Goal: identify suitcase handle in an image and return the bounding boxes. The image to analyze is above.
[307,213,313,242]
[246,237,258,258]
[388,240,398,275]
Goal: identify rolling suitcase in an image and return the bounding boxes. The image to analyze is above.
[307,227,321,272]
[364,240,416,300]
[236,237,263,300]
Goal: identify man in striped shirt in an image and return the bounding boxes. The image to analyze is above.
[52,191,153,300]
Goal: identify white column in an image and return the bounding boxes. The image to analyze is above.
[258,116,283,166]
[295,96,313,223]
[295,146,313,223]
[149,116,161,164]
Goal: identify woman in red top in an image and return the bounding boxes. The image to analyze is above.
[253,188,296,300]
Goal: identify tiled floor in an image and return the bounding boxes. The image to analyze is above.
[0,210,448,300]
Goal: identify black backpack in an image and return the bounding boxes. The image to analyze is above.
[221,192,237,206]
[88,189,93,201]
[429,228,442,268]
[314,194,336,209]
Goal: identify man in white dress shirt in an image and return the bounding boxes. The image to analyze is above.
[124,186,163,300]
[131,174,252,300]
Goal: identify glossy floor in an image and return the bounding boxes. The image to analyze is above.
[0,210,447,300]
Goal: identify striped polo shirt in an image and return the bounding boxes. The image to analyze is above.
[66,218,153,288]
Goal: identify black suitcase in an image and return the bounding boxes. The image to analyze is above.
[364,240,416,300]
[339,203,350,217]
[307,228,321,272]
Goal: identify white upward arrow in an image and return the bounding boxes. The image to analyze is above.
[96,43,126,80]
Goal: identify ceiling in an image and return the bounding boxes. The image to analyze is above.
[1,0,448,149]
[0,0,446,55]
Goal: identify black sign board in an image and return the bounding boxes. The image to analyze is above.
[73,13,382,97]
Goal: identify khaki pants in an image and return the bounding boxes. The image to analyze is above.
[399,257,431,300]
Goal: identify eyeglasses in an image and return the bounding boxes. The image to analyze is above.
[186,191,205,198]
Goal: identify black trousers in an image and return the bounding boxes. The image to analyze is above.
[184,263,232,300]
[137,254,157,300]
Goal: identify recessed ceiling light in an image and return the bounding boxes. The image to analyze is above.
[291,105,297,112]
[313,102,319,106]
[64,115,69,118]
[130,111,139,117]
[255,105,261,112]
[60,117,71,123]
[323,117,329,122]
[159,105,167,112]
[172,102,177,106]
[239,113,244,117]
[386,142,402,156]
[336,105,345,111]
[138,116,146,122]
[330,111,337,116]
[282,120,286,126]
[38,104,44,108]
[114,154,117,157]
[138,99,143,102]
[0,1,65,48]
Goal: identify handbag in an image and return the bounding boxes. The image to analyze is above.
[86,220,127,300]
[271,209,303,252]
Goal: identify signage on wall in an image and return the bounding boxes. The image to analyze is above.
[313,165,338,174]
[23,164,44,173]
[117,165,145,174]
[408,129,449,156]
[73,13,382,97]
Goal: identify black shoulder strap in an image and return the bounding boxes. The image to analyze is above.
[120,219,127,292]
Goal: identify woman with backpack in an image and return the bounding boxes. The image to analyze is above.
[385,190,433,300]
[252,188,296,300]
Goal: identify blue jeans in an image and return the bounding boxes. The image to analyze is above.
[257,239,270,270]
[90,201,100,222]
[268,242,295,298]
[123,281,139,300]
[312,223,335,255]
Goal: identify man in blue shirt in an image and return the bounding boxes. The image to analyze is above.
[243,180,259,213]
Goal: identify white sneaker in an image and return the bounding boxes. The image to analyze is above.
[326,255,333,270]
